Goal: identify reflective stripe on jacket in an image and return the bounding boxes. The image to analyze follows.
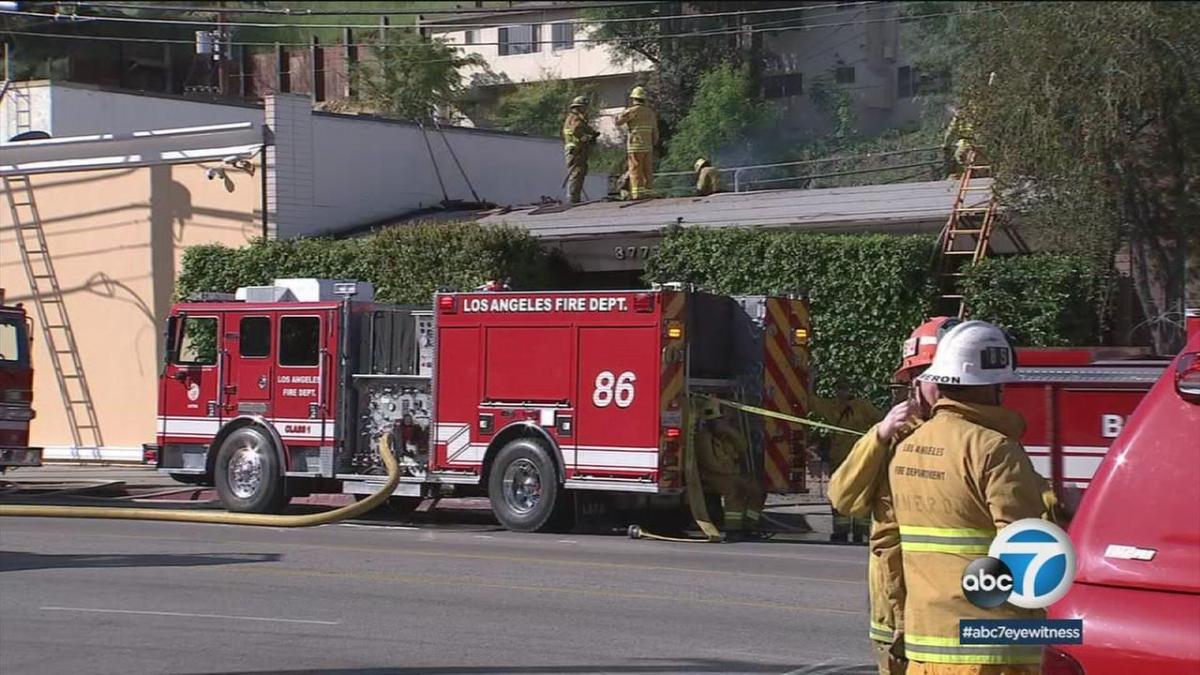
[616,104,658,153]
[830,420,920,643]
[562,111,597,155]
[889,399,1047,665]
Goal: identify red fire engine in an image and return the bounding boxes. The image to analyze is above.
[153,280,814,530]
[1007,347,1168,513]
[0,289,41,470]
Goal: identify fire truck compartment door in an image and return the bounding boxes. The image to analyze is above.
[225,313,275,414]
[575,327,660,476]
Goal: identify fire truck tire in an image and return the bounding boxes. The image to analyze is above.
[213,427,288,514]
[487,439,569,533]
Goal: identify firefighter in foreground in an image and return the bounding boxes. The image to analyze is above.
[694,158,721,196]
[804,379,883,542]
[615,86,658,200]
[829,317,960,675]
[890,320,1047,673]
[694,397,764,540]
[562,96,599,204]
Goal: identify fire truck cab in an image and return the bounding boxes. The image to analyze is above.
[0,290,40,470]
[154,280,814,531]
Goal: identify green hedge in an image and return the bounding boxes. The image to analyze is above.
[176,222,561,304]
[645,227,937,403]
[961,255,1111,347]
[645,226,1110,405]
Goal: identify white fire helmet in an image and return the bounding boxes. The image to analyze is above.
[916,320,1017,386]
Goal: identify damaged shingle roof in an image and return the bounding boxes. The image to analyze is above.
[477,179,989,240]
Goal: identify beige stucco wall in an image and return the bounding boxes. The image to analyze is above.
[0,161,261,459]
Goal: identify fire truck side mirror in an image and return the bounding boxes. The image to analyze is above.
[164,314,181,364]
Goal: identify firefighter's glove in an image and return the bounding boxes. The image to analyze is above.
[877,401,916,444]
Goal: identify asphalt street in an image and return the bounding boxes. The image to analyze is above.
[0,503,876,675]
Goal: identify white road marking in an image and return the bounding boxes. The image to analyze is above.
[558,539,579,544]
[40,606,340,625]
[336,523,419,531]
[474,534,494,539]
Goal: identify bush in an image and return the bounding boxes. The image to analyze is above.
[961,254,1111,347]
[645,227,937,403]
[646,227,1111,405]
[176,222,560,304]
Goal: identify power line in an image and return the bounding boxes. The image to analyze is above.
[3,2,882,32]
[1,5,1020,50]
[36,1,659,17]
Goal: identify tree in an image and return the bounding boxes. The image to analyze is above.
[348,32,485,122]
[954,2,1199,353]
[583,2,782,140]
[492,76,592,137]
[663,64,774,172]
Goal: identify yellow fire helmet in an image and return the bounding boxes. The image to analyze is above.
[629,86,647,101]
[694,158,709,172]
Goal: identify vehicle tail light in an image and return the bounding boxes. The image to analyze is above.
[142,444,159,466]
[1042,647,1085,675]
[1175,351,1200,402]
[438,295,456,314]
[634,293,655,313]
[664,427,681,440]
[666,321,683,339]
[660,440,680,469]
[792,327,810,346]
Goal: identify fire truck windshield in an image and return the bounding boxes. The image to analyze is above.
[0,315,29,366]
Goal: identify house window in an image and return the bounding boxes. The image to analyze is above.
[897,66,916,98]
[763,72,803,99]
[464,29,478,45]
[239,317,271,358]
[551,22,575,50]
[499,24,540,56]
[280,317,321,367]
[835,66,856,84]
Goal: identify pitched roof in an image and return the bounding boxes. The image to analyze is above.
[477,179,988,240]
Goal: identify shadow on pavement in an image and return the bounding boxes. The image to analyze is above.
[174,658,878,674]
[0,551,281,573]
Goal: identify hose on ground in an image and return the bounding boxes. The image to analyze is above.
[0,435,402,527]
[628,401,723,544]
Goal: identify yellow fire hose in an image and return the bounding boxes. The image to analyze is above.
[628,395,864,544]
[0,435,402,527]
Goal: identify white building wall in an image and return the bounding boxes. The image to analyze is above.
[0,81,260,143]
[264,94,606,237]
[429,9,650,85]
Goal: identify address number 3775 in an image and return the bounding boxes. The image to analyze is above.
[593,371,637,408]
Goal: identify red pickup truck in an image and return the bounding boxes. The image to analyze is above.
[1043,319,1200,674]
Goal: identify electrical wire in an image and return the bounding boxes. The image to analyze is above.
[1,5,1023,50]
[37,0,660,17]
[0,3,878,33]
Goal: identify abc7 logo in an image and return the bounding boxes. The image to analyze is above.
[961,518,1076,609]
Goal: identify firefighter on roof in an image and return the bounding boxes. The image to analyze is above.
[694,396,765,540]
[562,96,599,204]
[889,320,1047,673]
[694,158,721,196]
[615,86,659,200]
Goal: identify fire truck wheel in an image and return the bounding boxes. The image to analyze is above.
[488,438,568,533]
[214,427,287,514]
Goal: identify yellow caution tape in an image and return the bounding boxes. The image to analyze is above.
[700,396,864,437]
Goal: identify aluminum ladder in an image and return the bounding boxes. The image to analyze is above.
[933,148,1029,318]
[3,174,104,455]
